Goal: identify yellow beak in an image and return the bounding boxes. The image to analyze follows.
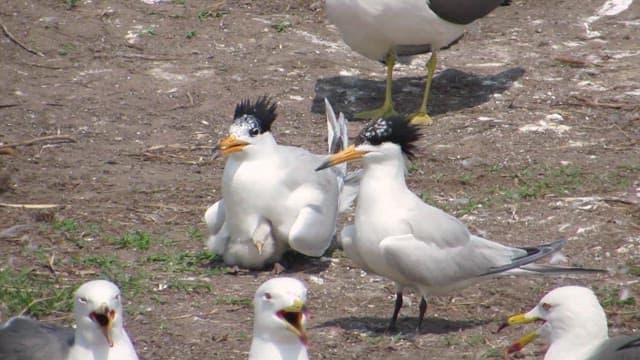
[316,144,367,171]
[280,299,308,346]
[501,312,541,354]
[215,135,249,157]
[92,304,115,347]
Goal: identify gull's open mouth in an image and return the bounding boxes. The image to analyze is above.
[277,307,308,346]
[89,307,116,347]
[91,312,110,327]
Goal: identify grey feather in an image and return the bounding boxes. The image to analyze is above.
[0,317,74,360]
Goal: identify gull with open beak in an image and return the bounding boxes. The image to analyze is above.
[205,97,357,269]
[249,277,309,360]
[0,279,138,360]
[499,285,640,359]
[316,115,603,332]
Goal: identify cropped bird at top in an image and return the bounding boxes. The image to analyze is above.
[316,115,603,332]
[500,285,640,360]
[0,279,139,360]
[325,0,506,124]
[249,277,309,360]
[205,97,357,270]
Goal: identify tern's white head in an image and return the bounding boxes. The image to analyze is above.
[316,115,421,170]
[216,97,278,157]
[73,280,126,348]
[502,286,608,359]
[251,277,309,347]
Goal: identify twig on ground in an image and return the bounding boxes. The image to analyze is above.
[0,203,62,209]
[19,296,57,316]
[1,21,45,57]
[567,95,639,111]
[0,135,76,149]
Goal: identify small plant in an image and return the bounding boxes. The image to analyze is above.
[481,348,504,358]
[197,9,228,20]
[186,31,197,39]
[214,295,252,306]
[64,0,79,10]
[271,19,292,33]
[112,230,151,251]
[189,227,204,241]
[58,42,78,56]
[53,218,79,233]
[172,0,185,4]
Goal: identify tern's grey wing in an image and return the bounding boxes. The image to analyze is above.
[427,0,503,25]
[0,317,73,360]
[588,335,640,360]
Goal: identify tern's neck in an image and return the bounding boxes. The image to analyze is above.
[249,337,308,360]
[360,156,408,190]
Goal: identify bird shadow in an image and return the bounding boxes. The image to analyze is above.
[311,67,525,119]
[313,315,489,335]
[206,250,331,276]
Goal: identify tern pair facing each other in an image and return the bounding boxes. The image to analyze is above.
[205,97,358,270]
[0,279,138,360]
[316,115,604,331]
[326,0,509,124]
[500,286,640,360]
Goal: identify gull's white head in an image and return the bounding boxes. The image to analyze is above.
[316,115,421,170]
[215,97,278,157]
[252,277,308,346]
[502,286,608,358]
[73,279,125,348]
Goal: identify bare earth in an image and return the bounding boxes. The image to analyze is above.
[1,0,639,359]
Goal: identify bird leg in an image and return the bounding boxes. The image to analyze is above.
[387,291,403,332]
[417,297,427,332]
[409,51,437,125]
[355,51,399,120]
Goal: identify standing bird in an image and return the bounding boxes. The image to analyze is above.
[205,97,355,270]
[325,0,505,124]
[0,279,139,360]
[500,286,640,360]
[316,116,602,332]
[249,277,309,360]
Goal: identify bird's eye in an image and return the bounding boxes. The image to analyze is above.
[542,303,552,311]
[78,297,88,304]
[114,294,121,302]
[249,128,260,137]
[264,292,272,300]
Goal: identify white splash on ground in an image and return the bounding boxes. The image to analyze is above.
[583,0,634,38]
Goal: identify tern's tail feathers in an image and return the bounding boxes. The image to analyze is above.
[483,239,606,276]
[337,170,362,212]
[325,98,348,153]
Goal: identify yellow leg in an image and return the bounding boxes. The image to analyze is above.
[409,51,437,125]
[355,51,399,120]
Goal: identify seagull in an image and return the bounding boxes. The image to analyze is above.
[316,115,603,331]
[325,0,506,124]
[249,277,309,360]
[500,286,640,360]
[205,97,356,270]
[0,279,139,360]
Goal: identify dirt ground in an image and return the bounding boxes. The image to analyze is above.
[1,0,639,359]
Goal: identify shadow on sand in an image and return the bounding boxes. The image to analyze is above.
[314,315,489,335]
[311,67,525,119]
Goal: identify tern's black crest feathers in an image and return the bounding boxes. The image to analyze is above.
[356,116,421,158]
[233,97,277,134]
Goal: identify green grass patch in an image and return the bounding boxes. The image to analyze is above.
[0,268,74,317]
[111,230,151,250]
[213,295,252,306]
[596,286,636,307]
[271,19,292,32]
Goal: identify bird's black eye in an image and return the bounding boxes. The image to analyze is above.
[264,292,272,300]
[249,127,260,137]
[542,303,552,311]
